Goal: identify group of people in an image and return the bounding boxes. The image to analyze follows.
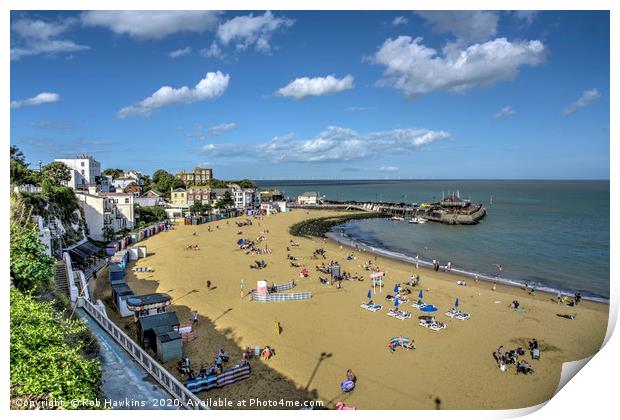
[557,292,582,307]
[179,349,232,380]
[250,260,267,269]
[493,344,535,374]
[186,244,200,251]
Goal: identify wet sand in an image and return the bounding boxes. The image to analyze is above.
[101,210,608,409]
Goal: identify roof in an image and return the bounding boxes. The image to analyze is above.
[138,312,180,331]
[127,293,171,307]
[172,187,186,193]
[154,327,181,342]
[142,189,162,197]
[300,191,318,197]
[64,240,101,262]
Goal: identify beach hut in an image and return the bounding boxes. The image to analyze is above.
[126,293,172,318]
[137,312,182,361]
[128,247,139,261]
[111,283,135,317]
[138,246,147,258]
[108,264,125,284]
[256,280,268,295]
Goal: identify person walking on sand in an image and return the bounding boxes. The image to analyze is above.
[206,280,212,290]
[447,261,452,271]
[192,311,198,324]
[492,282,497,291]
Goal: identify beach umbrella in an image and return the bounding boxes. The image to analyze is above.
[455,297,459,308]
[367,290,372,299]
[237,239,244,245]
[393,284,399,293]
[418,289,424,299]
[394,298,399,308]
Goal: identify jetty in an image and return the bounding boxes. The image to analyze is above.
[288,192,486,225]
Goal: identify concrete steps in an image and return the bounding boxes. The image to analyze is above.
[54,261,70,298]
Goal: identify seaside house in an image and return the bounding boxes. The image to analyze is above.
[229,184,260,210]
[135,189,166,207]
[76,188,135,241]
[297,191,319,205]
[123,170,144,185]
[175,166,213,186]
[259,189,284,202]
[187,185,215,207]
[122,182,142,196]
[170,187,189,208]
[55,155,102,189]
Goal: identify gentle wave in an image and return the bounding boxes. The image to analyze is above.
[325,231,609,304]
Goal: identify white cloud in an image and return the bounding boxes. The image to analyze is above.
[81,11,221,39]
[209,122,237,135]
[10,18,90,61]
[117,72,230,118]
[11,92,60,109]
[216,11,294,53]
[415,11,499,43]
[202,125,450,162]
[392,16,408,26]
[514,11,538,25]
[344,106,375,112]
[200,42,224,59]
[562,89,601,116]
[169,46,192,58]
[378,166,399,172]
[276,75,354,100]
[369,36,545,98]
[495,106,516,119]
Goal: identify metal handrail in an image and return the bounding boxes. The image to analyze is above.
[78,297,207,410]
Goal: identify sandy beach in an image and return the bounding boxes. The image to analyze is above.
[95,210,608,410]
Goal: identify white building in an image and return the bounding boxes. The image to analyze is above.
[54,156,101,189]
[135,190,166,207]
[123,170,144,185]
[297,191,318,205]
[230,185,260,210]
[76,189,135,241]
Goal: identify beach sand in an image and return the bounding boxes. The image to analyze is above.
[95,210,608,410]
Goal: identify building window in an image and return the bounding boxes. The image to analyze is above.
[81,162,85,167]
[125,198,129,204]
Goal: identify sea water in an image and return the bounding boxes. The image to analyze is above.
[256,180,610,300]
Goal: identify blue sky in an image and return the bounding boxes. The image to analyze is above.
[10,10,610,180]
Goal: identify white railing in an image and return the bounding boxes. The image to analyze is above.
[63,252,79,302]
[78,297,207,410]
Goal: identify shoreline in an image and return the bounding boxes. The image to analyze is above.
[324,224,609,304]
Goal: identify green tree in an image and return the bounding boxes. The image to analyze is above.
[10,146,38,186]
[189,202,203,216]
[101,168,124,178]
[215,190,234,209]
[101,227,116,243]
[41,161,71,194]
[151,169,185,197]
[10,221,55,293]
[135,205,166,226]
[10,289,103,409]
[237,179,257,189]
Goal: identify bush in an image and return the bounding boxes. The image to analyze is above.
[10,289,103,409]
[10,221,55,293]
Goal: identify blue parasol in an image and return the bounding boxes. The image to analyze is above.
[394,298,399,308]
[455,297,459,308]
[420,305,438,313]
[393,284,399,293]
[367,290,372,299]
[418,289,424,299]
[237,239,244,245]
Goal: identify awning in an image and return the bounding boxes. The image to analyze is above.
[65,240,101,262]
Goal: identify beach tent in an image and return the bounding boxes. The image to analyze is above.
[370,272,384,294]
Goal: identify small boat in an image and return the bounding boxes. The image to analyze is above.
[408,217,428,224]
[390,216,405,222]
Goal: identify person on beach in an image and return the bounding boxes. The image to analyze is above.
[492,282,497,291]
[447,261,452,271]
[575,292,582,305]
[192,311,198,324]
[346,369,357,384]
[206,280,212,290]
[261,346,272,361]
[557,292,562,303]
